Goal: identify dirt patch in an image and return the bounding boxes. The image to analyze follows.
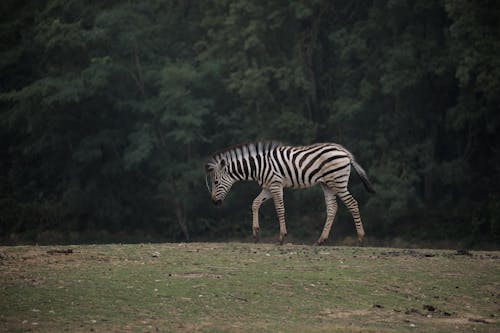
[47,248,74,255]
[377,249,500,260]
[168,272,223,279]
[402,304,454,317]
[399,304,498,327]
[319,308,372,319]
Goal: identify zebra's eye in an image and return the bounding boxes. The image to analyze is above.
[214,180,219,185]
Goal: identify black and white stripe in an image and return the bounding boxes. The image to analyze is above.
[205,142,375,245]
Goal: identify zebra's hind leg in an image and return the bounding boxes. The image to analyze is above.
[269,186,287,245]
[315,183,338,246]
[336,189,365,243]
[251,189,272,242]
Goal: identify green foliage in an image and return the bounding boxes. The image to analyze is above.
[1,0,499,245]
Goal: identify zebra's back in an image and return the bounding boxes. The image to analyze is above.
[271,143,352,189]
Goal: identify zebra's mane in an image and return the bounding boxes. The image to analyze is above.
[206,141,282,164]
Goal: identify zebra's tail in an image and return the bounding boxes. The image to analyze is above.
[351,159,376,193]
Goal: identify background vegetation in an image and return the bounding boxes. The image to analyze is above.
[1,0,499,246]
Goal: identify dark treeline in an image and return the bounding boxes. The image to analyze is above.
[1,0,499,246]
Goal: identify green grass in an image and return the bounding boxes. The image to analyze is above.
[1,243,499,332]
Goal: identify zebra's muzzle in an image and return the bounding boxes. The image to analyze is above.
[212,198,222,207]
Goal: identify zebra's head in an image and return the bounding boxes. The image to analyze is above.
[205,156,235,206]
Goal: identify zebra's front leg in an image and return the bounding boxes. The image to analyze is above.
[269,186,287,245]
[251,189,272,242]
[316,184,338,245]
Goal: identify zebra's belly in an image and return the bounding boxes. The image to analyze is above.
[281,167,346,189]
[283,179,317,189]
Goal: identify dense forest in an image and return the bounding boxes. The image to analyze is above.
[1,0,499,247]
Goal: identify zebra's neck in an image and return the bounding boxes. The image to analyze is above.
[222,141,280,183]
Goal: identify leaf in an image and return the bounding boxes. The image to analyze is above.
[123,126,155,170]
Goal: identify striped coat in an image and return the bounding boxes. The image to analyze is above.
[205,142,375,245]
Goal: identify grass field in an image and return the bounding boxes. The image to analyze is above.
[0,242,499,332]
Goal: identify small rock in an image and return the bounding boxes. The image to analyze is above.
[0,251,9,260]
[47,249,73,255]
[468,317,490,324]
[423,304,436,312]
[455,249,472,256]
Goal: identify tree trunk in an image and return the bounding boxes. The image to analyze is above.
[175,202,190,241]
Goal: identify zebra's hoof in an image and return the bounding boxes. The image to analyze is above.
[313,239,325,246]
[252,227,260,243]
[278,233,287,245]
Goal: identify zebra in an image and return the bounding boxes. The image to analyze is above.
[204,141,375,245]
